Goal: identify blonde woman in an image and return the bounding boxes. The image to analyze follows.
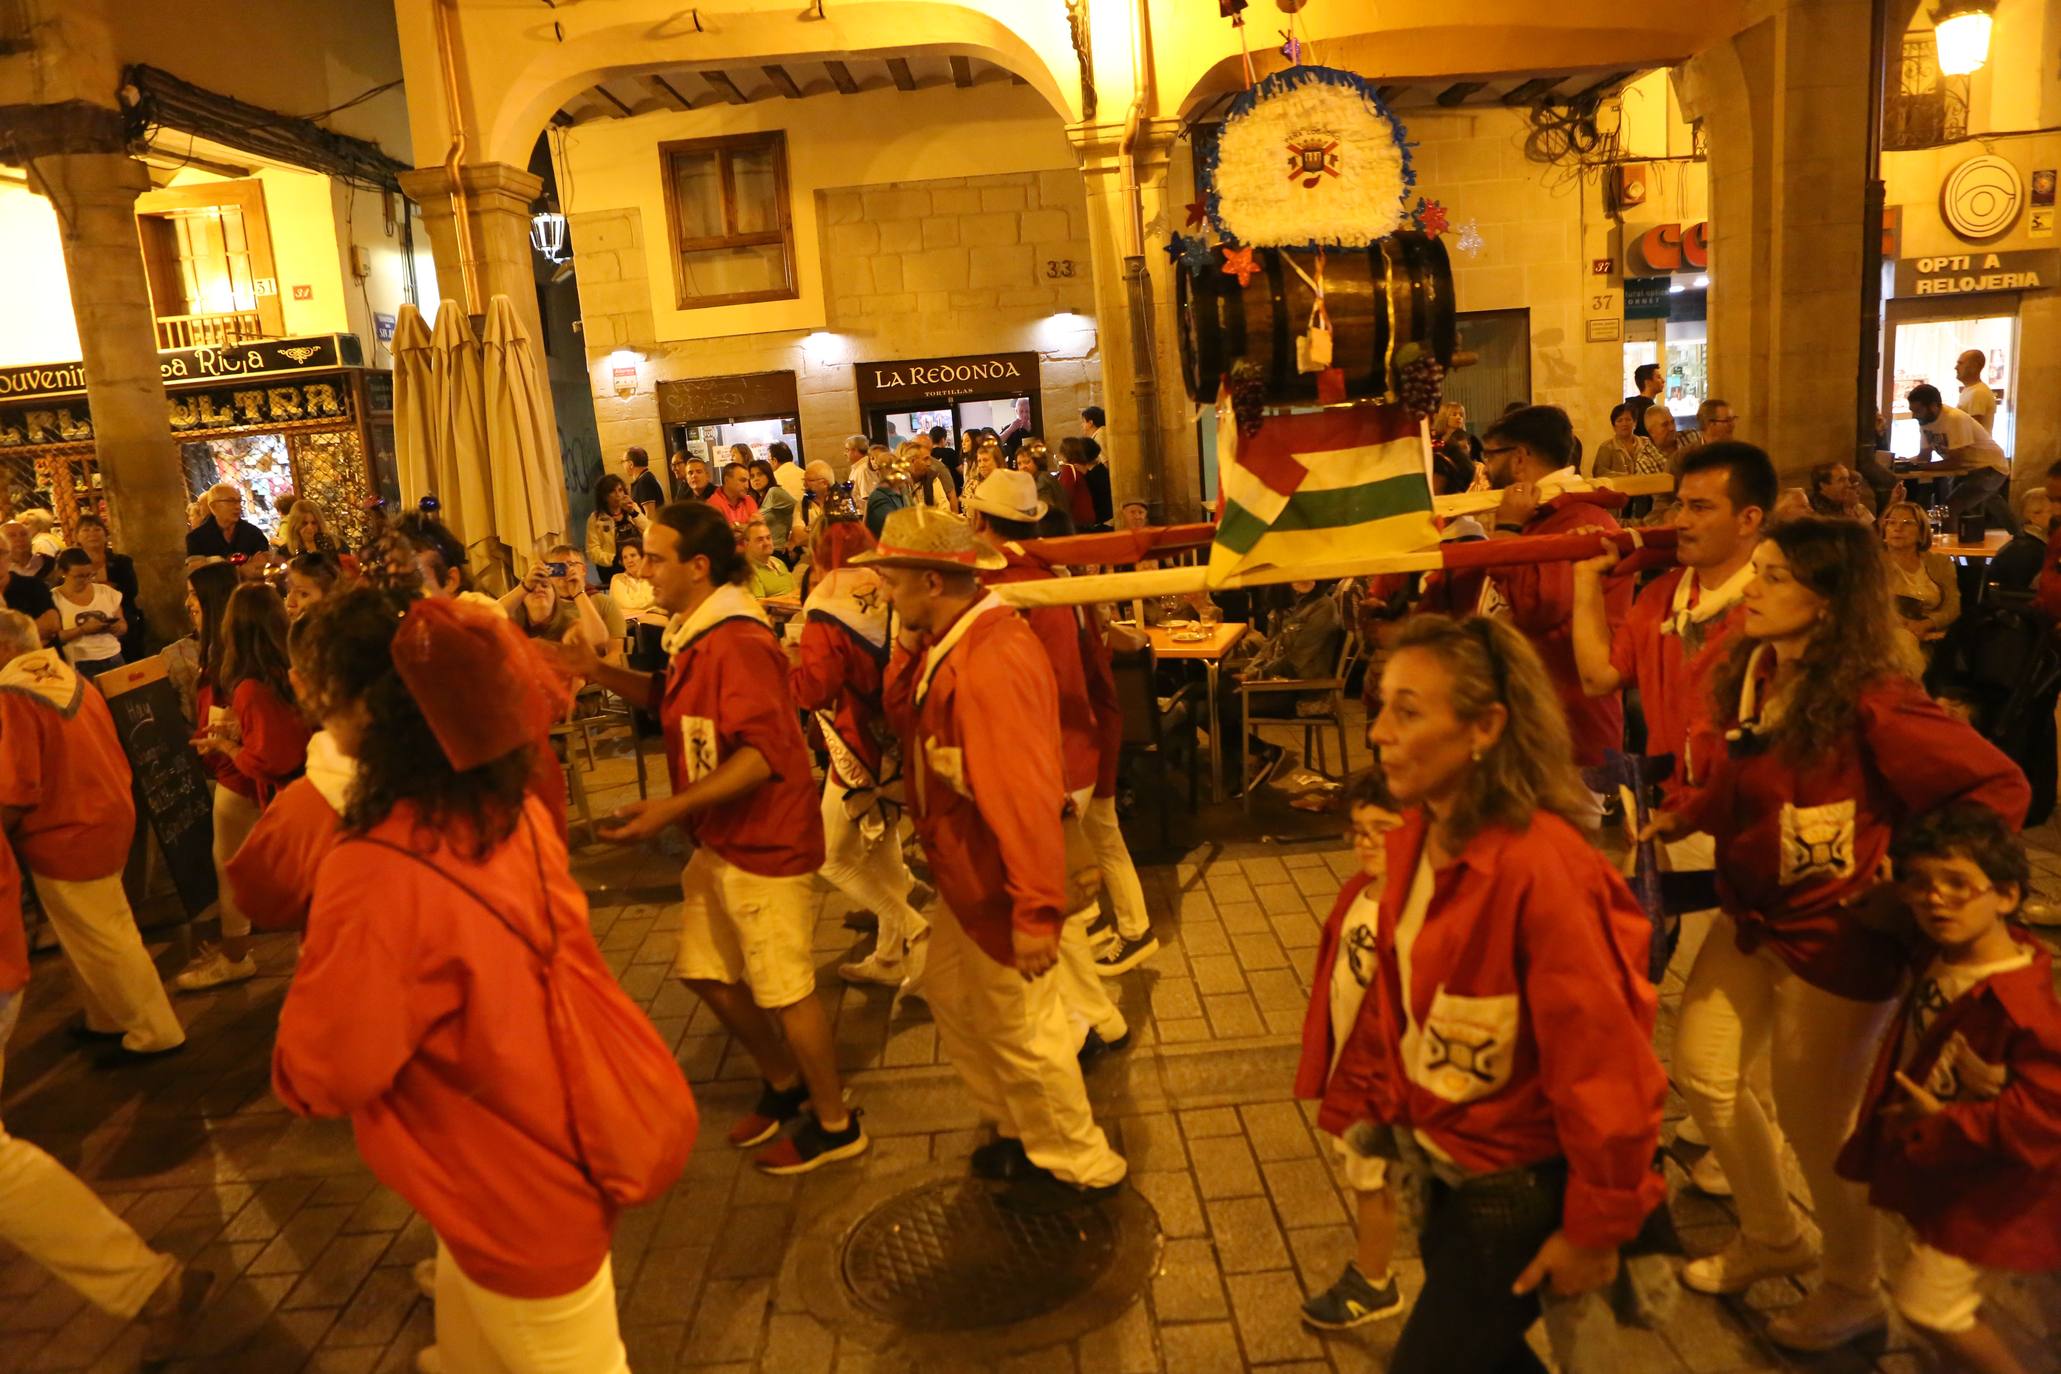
[280,500,339,556]
[1878,500,1959,649]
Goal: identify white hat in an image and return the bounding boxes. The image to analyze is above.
[963,468,1047,523]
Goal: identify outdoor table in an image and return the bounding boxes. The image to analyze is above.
[1143,621,1249,803]
[1932,529,2010,560]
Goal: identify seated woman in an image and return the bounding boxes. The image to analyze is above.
[1987,486,2051,595]
[1217,580,1344,793]
[1878,500,1959,653]
[585,474,646,583]
[747,459,799,557]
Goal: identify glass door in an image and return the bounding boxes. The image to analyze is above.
[1885,307,2018,456]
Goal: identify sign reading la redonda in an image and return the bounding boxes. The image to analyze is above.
[855,351,1042,404]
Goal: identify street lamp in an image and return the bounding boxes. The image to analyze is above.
[529,199,569,263]
[1932,0,1996,76]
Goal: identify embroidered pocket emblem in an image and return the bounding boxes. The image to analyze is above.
[1414,987,1520,1104]
[676,715,719,783]
[1778,799,1855,886]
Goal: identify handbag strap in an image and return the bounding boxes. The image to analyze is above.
[344,812,559,965]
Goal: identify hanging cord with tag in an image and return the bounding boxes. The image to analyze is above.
[1283,249,1333,373]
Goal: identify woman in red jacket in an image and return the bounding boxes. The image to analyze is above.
[1652,518,2031,1352]
[175,579,311,991]
[788,512,929,988]
[274,590,687,1374]
[1363,614,1667,1373]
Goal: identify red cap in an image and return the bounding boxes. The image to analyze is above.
[392,597,556,771]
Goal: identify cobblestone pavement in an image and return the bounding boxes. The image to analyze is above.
[2,736,2057,1373]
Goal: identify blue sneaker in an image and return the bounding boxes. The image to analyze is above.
[1300,1261,1403,1330]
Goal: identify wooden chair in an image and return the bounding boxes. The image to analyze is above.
[1110,643,1200,849]
[1235,581,1363,813]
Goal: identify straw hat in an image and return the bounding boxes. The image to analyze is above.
[963,467,1047,523]
[850,506,1006,572]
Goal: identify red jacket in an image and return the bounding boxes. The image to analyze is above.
[0,830,24,995]
[1837,940,2061,1270]
[0,653,135,880]
[883,596,1067,966]
[1609,566,1747,800]
[273,799,624,1299]
[1676,667,2031,1001]
[789,568,893,787]
[1082,612,1123,799]
[1294,873,1387,1136]
[985,544,1102,796]
[655,586,824,878]
[197,678,311,805]
[1431,497,1629,767]
[1361,809,1667,1249]
[225,730,353,933]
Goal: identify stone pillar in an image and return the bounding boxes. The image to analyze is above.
[1071,118,1201,521]
[399,161,563,556]
[1678,0,1875,478]
[30,153,194,642]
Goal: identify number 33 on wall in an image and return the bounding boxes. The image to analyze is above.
[1043,259,1077,279]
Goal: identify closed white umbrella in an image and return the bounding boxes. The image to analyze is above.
[389,304,436,506]
[480,295,567,573]
[427,300,492,555]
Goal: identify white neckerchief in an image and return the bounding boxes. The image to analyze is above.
[803,567,890,649]
[1534,465,1592,501]
[660,582,768,656]
[916,592,1005,708]
[1664,559,1754,638]
[0,647,80,713]
[303,729,357,813]
[1728,642,1781,738]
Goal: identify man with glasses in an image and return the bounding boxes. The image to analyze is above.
[184,484,270,560]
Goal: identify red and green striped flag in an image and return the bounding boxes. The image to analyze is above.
[1209,399,1439,585]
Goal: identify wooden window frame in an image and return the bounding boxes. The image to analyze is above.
[133,179,286,339]
[659,131,798,310]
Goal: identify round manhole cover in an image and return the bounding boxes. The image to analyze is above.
[839,1178,1120,1330]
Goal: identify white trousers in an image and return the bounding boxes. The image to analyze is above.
[818,775,928,957]
[33,871,185,1053]
[433,1241,629,1374]
[1056,793,1127,1048]
[923,900,1127,1188]
[0,991,174,1319]
[1673,915,1895,1291]
[1080,795,1150,941]
[211,786,262,940]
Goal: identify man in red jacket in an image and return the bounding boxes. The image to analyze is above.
[1459,404,1630,770]
[0,611,185,1062]
[859,507,1127,1204]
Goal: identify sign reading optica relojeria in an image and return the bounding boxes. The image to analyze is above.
[1894,250,2061,297]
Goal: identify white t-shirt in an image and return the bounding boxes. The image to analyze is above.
[55,582,123,663]
[774,462,806,503]
[1958,381,1996,431]
[1922,404,2008,474]
[1329,888,1383,1072]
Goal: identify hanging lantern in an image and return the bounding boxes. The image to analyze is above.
[1932,0,1996,76]
[529,200,569,263]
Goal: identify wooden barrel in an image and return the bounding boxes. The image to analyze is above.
[1175,231,1457,405]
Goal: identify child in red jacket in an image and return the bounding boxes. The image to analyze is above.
[1293,770,1406,1328]
[1838,803,2061,1374]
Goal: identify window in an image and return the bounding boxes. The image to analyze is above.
[660,132,797,309]
[134,179,283,349]
[1884,303,2017,456]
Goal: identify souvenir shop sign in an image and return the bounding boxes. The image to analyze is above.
[0,373,355,450]
[657,370,800,425]
[855,351,1041,405]
[1893,249,2061,297]
[0,333,364,403]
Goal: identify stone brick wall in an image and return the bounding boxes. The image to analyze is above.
[574,168,1101,477]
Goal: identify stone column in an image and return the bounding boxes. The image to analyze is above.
[399,161,563,561]
[1679,0,1875,478]
[30,153,194,641]
[1071,117,1201,521]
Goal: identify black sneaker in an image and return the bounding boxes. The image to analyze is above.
[1077,1027,1134,1063]
[1300,1261,1403,1330]
[996,1170,1123,1215]
[969,1137,1033,1180]
[753,1109,870,1175]
[727,1079,809,1148]
[1094,932,1160,977]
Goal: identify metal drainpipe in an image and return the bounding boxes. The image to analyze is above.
[1856,0,1890,471]
[433,0,483,312]
[1117,0,1165,515]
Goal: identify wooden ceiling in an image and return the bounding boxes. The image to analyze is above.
[554,53,1022,125]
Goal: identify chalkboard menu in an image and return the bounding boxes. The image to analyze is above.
[99,659,217,918]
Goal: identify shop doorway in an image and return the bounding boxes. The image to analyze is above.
[1623,315,1709,429]
[656,372,804,486]
[855,351,1043,466]
[1884,301,2017,457]
[1447,308,1532,428]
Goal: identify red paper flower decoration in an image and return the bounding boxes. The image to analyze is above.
[1221,245,1262,286]
[1184,199,1207,228]
[1417,199,1449,237]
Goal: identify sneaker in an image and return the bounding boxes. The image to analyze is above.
[414,1349,445,1374]
[1675,1114,1708,1146]
[139,1262,211,1364]
[1688,1150,1732,1197]
[1077,1026,1134,1063]
[753,1109,870,1175]
[412,1258,436,1301]
[727,1079,809,1148]
[170,946,257,992]
[1301,1261,1404,1330]
[1094,932,1160,977]
[995,1170,1122,1215]
[838,952,905,987]
[896,933,929,1004]
[970,1137,1033,1181]
[1764,1282,1888,1352]
[1681,1231,1820,1295]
